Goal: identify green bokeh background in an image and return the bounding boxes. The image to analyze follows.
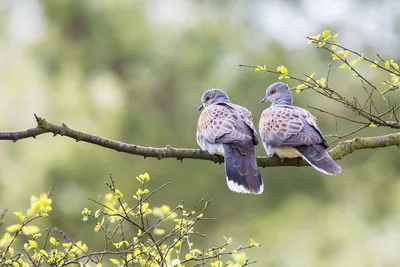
[1,1,400,266]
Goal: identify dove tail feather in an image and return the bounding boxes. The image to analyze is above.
[294,144,342,175]
[222,144,264,194]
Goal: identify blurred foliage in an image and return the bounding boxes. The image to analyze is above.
[0,172,259,266]
[0,1,400,266]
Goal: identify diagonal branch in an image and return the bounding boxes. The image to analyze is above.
[0,115,399,168]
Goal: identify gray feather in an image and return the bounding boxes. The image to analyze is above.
[282,121,327,148]
[223,144,263,194]
[295,144,341,175]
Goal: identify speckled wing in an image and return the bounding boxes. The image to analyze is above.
[197,103,254,148]
[233,104,259,145]
[259,105,341,175]
[259,105,327,148]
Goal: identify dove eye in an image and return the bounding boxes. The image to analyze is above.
[270,89,276,95]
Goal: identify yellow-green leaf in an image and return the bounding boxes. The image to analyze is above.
[13,212,25,222]
[332,54,339,61]
[233,252,247,264]
[154,228,165,236]
[277,65,288,76]
[306,72,316,81]
[250,239,260,247]
[6,224,21,233]
[391,62,399,71]
[255,65,267,72]
[339,64,349,69]
[296,84,307,90]
[322,30,331,40]
[39,249,48,257]
[331,44,337,50]
[49,237,59,246]
[109,259,120,266]
[28,240,38,249]
[369,123,377,128]
[350,58,361,66]
[114,189,123,199]
[211,260,223,267]
[344,50,350,60]
[317,78,326,86]
[385,60,390,69]
[223,236,233,245]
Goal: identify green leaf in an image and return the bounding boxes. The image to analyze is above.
[369,123,377,128]
[385,60,390,69]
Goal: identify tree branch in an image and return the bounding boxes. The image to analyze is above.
[0,115,399,168]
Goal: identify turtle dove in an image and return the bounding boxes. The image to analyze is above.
[259,82,341,175]
[197,89,264,194]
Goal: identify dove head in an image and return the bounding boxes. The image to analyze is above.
[198,88,230,111]
[260,82,293,106]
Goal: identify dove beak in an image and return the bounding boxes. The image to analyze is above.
[260,95,268,104]
[198,104,204,111]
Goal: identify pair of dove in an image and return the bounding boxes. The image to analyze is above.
[197,82,342,195]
